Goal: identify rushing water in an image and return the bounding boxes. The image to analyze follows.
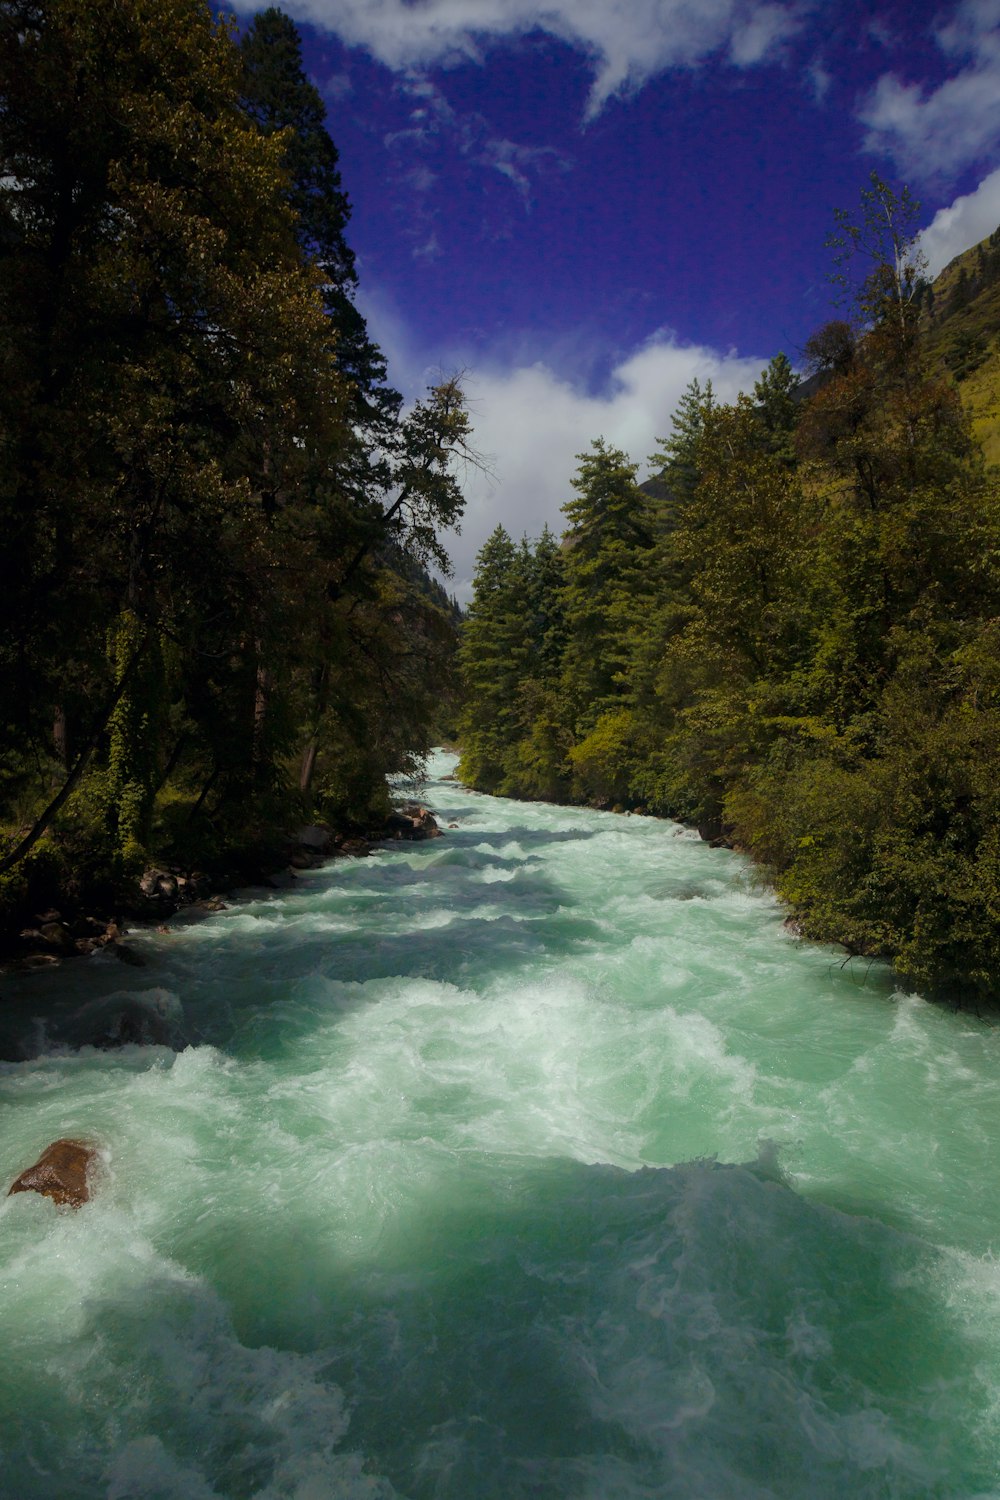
[3,751,1000,1499]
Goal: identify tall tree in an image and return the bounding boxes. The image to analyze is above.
[0,0,351,869]
[239,8,399,442]
[559,440,653,733]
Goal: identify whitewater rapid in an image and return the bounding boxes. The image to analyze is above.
[2,750,1000,1498]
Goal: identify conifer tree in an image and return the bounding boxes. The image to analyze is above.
[239,8,400,443]
[559,440,652,739]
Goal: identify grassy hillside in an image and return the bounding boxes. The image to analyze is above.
[924,229,1000,465]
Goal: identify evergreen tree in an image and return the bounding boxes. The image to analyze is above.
[0,0,352,870]
[239,8,399,437]
[648,378,715,525]
[457,527,523,791]
[559,440,652,733]
[753,352,800,464]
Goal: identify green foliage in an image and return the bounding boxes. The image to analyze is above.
[0,1,470,902]
[457,527,570,799]
[559,440,653,732]
[569,710,639,806]
[458,177,1000,998]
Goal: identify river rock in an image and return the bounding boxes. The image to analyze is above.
[340,837,371,857]
[8,1139,97,1209]
[19,952,61,970]
[296,824,334,852]
[39,921,76,953]
[389,804,444,841]
[194,896,228,912]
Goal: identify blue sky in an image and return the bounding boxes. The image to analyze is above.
[231,0,1000,594]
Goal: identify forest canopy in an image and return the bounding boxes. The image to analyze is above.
[0,0,470,916]
[458,176,1000,999]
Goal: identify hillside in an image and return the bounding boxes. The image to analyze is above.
[924,227,1000,465]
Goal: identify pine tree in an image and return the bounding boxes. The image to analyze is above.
[753,352,800,464]
[457,527,523,791]
[0,0,355,869]
[559,440,653,734]
[648,378,715,525]
[239,8,399,438]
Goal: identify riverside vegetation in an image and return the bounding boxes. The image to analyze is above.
[0,0,472,948]
[458,177,1000,1000]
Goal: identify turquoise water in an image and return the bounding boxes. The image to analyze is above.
[3,749,1000,1498]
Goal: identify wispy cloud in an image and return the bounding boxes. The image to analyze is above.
[249,0,803,117]
[386,73,569,217]
[322,69,353,100]
[860,0,1000,179]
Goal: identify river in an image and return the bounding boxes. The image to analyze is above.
[2,749,1000,1499]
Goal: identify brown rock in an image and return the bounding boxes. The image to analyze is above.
[339,837,370,857]
[8,1139,97,1209]
[195,896,228,912]
[71,916,107,939]
[19,952,61,970]
[139,868,165,897]
[39,921,75,952]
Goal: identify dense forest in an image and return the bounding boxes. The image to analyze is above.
[0,0,469,930]
[459,178,1000,1000]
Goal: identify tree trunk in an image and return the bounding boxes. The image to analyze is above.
[52,705,68,771]
[0,640,149,876]
[252,641,271,782]
[299,661,330,796]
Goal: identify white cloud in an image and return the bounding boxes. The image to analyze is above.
[919,165,1000,276]
[354,295,767,601]
[242,0,802,116]
[860,0,1000,178]
[438,336,766,600]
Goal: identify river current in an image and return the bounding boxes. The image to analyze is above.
[3,750,1000,1499]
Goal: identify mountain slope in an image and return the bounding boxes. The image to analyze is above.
[924,228,1000,465]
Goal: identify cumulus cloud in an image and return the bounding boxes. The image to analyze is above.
[245,0,802,116]
[860,0,1000,178]
[354,297,767,600]
[434,337,767,599]
[919,166,1000,276]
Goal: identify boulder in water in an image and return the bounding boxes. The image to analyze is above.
[387,804,444,841]
[338,837,371,857]
[8,1139,97,1209]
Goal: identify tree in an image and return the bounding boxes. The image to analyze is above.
[239,8,400,443]
[457,526,524,791]
[559,440,653,738]
[753,352,800,464]
[648,377,715,525]
[827,171,926,355]
[0,0,358,872]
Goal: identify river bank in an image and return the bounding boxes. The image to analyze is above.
[0,799,445,980]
